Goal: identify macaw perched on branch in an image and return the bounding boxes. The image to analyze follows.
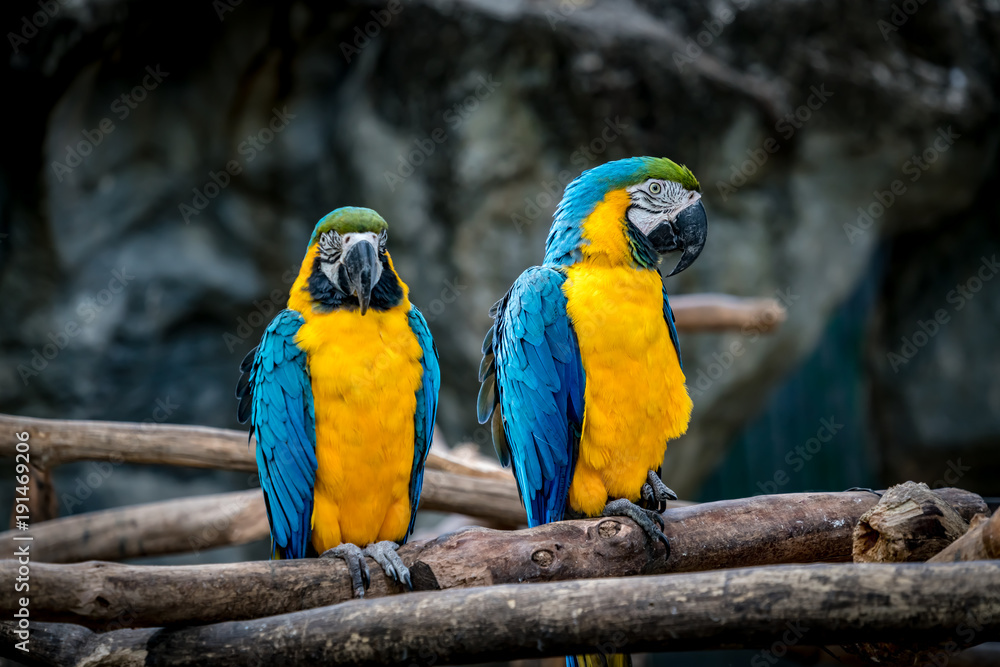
[478,157,706,666]
[237,207,440,597]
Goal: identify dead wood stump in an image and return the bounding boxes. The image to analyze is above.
[853,481,971,563]
[847,482,992,665]
[930,511,1000,563]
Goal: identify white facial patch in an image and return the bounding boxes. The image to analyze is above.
[626,179,701,236]
[318,231,344,287]
[317,230,386,292]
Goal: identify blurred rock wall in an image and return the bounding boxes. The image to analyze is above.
[1,0,998,504]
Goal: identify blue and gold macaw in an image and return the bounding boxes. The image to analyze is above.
[236,207,440,597]
[478,157,707,666]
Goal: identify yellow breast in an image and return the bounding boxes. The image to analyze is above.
[288,248,423,552]
[561,190,692,517]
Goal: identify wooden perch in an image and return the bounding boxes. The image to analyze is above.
[670,293,786,333]
[847,483,992,664]
[930,511,1000,562]
[0,483,982,565]
[1,489,269,564]
[0,413,508,480]
[0,468,529,562]
[4,562,998,667]
[0,414,257,471]
[853,482,972,562]
[1,489,988,628]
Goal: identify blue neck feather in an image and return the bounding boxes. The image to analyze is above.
[543,157,658,267]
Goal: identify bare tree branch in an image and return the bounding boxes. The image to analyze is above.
[0,468,531,562]
[1,490,988,628]
[3,562,998,666]
[0,414,508,481]
[670,294,786,333]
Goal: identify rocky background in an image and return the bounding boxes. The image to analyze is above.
[1,0,998,554]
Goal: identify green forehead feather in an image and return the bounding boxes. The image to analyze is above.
[309,207,388,245]
[641,157,701,192]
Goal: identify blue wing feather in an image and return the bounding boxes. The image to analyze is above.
[483,267,585,527]
[406,305,441,539]
[245,309,317,559]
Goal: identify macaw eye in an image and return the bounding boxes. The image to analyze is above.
[649,182,662,195]
[378,229,388,253]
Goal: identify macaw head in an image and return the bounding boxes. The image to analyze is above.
[545,156,707,276]
[307,207,391,315]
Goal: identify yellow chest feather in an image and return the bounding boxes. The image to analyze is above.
[561,191,692,516]
[287,249,423,551]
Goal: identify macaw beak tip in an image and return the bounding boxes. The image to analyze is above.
[344,241,378,315]
[664,200,708,277]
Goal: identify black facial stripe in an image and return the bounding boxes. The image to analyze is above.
[318,230,343,262]
[307,252,403,312]
[307,254,342,310]
[370,255,403,309]
[632,197,668,214]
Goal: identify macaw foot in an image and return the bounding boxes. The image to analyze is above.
[602,498,670,557]
[320,541,412,598]
[321,543,370,598]
[641,469,678,511]
[364,541,412,590]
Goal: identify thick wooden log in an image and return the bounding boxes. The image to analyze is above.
[930,511,1000,563]
[0,489,269,563]
[853,482,971,563]
[0,413,507,480]
[0,414,257,471]
[669,293,786,333]
[0,490,988,629]
[2,563,998,666]
[0,468,528,563]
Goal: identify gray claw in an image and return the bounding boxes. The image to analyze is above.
[603,498,670,557]
[321,543,370,598]
[647,470,678,502]
[364,541,411,590]
[641,483,655,504]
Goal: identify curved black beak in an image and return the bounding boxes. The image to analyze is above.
[647,200,708,277]
[343,240,378,315]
